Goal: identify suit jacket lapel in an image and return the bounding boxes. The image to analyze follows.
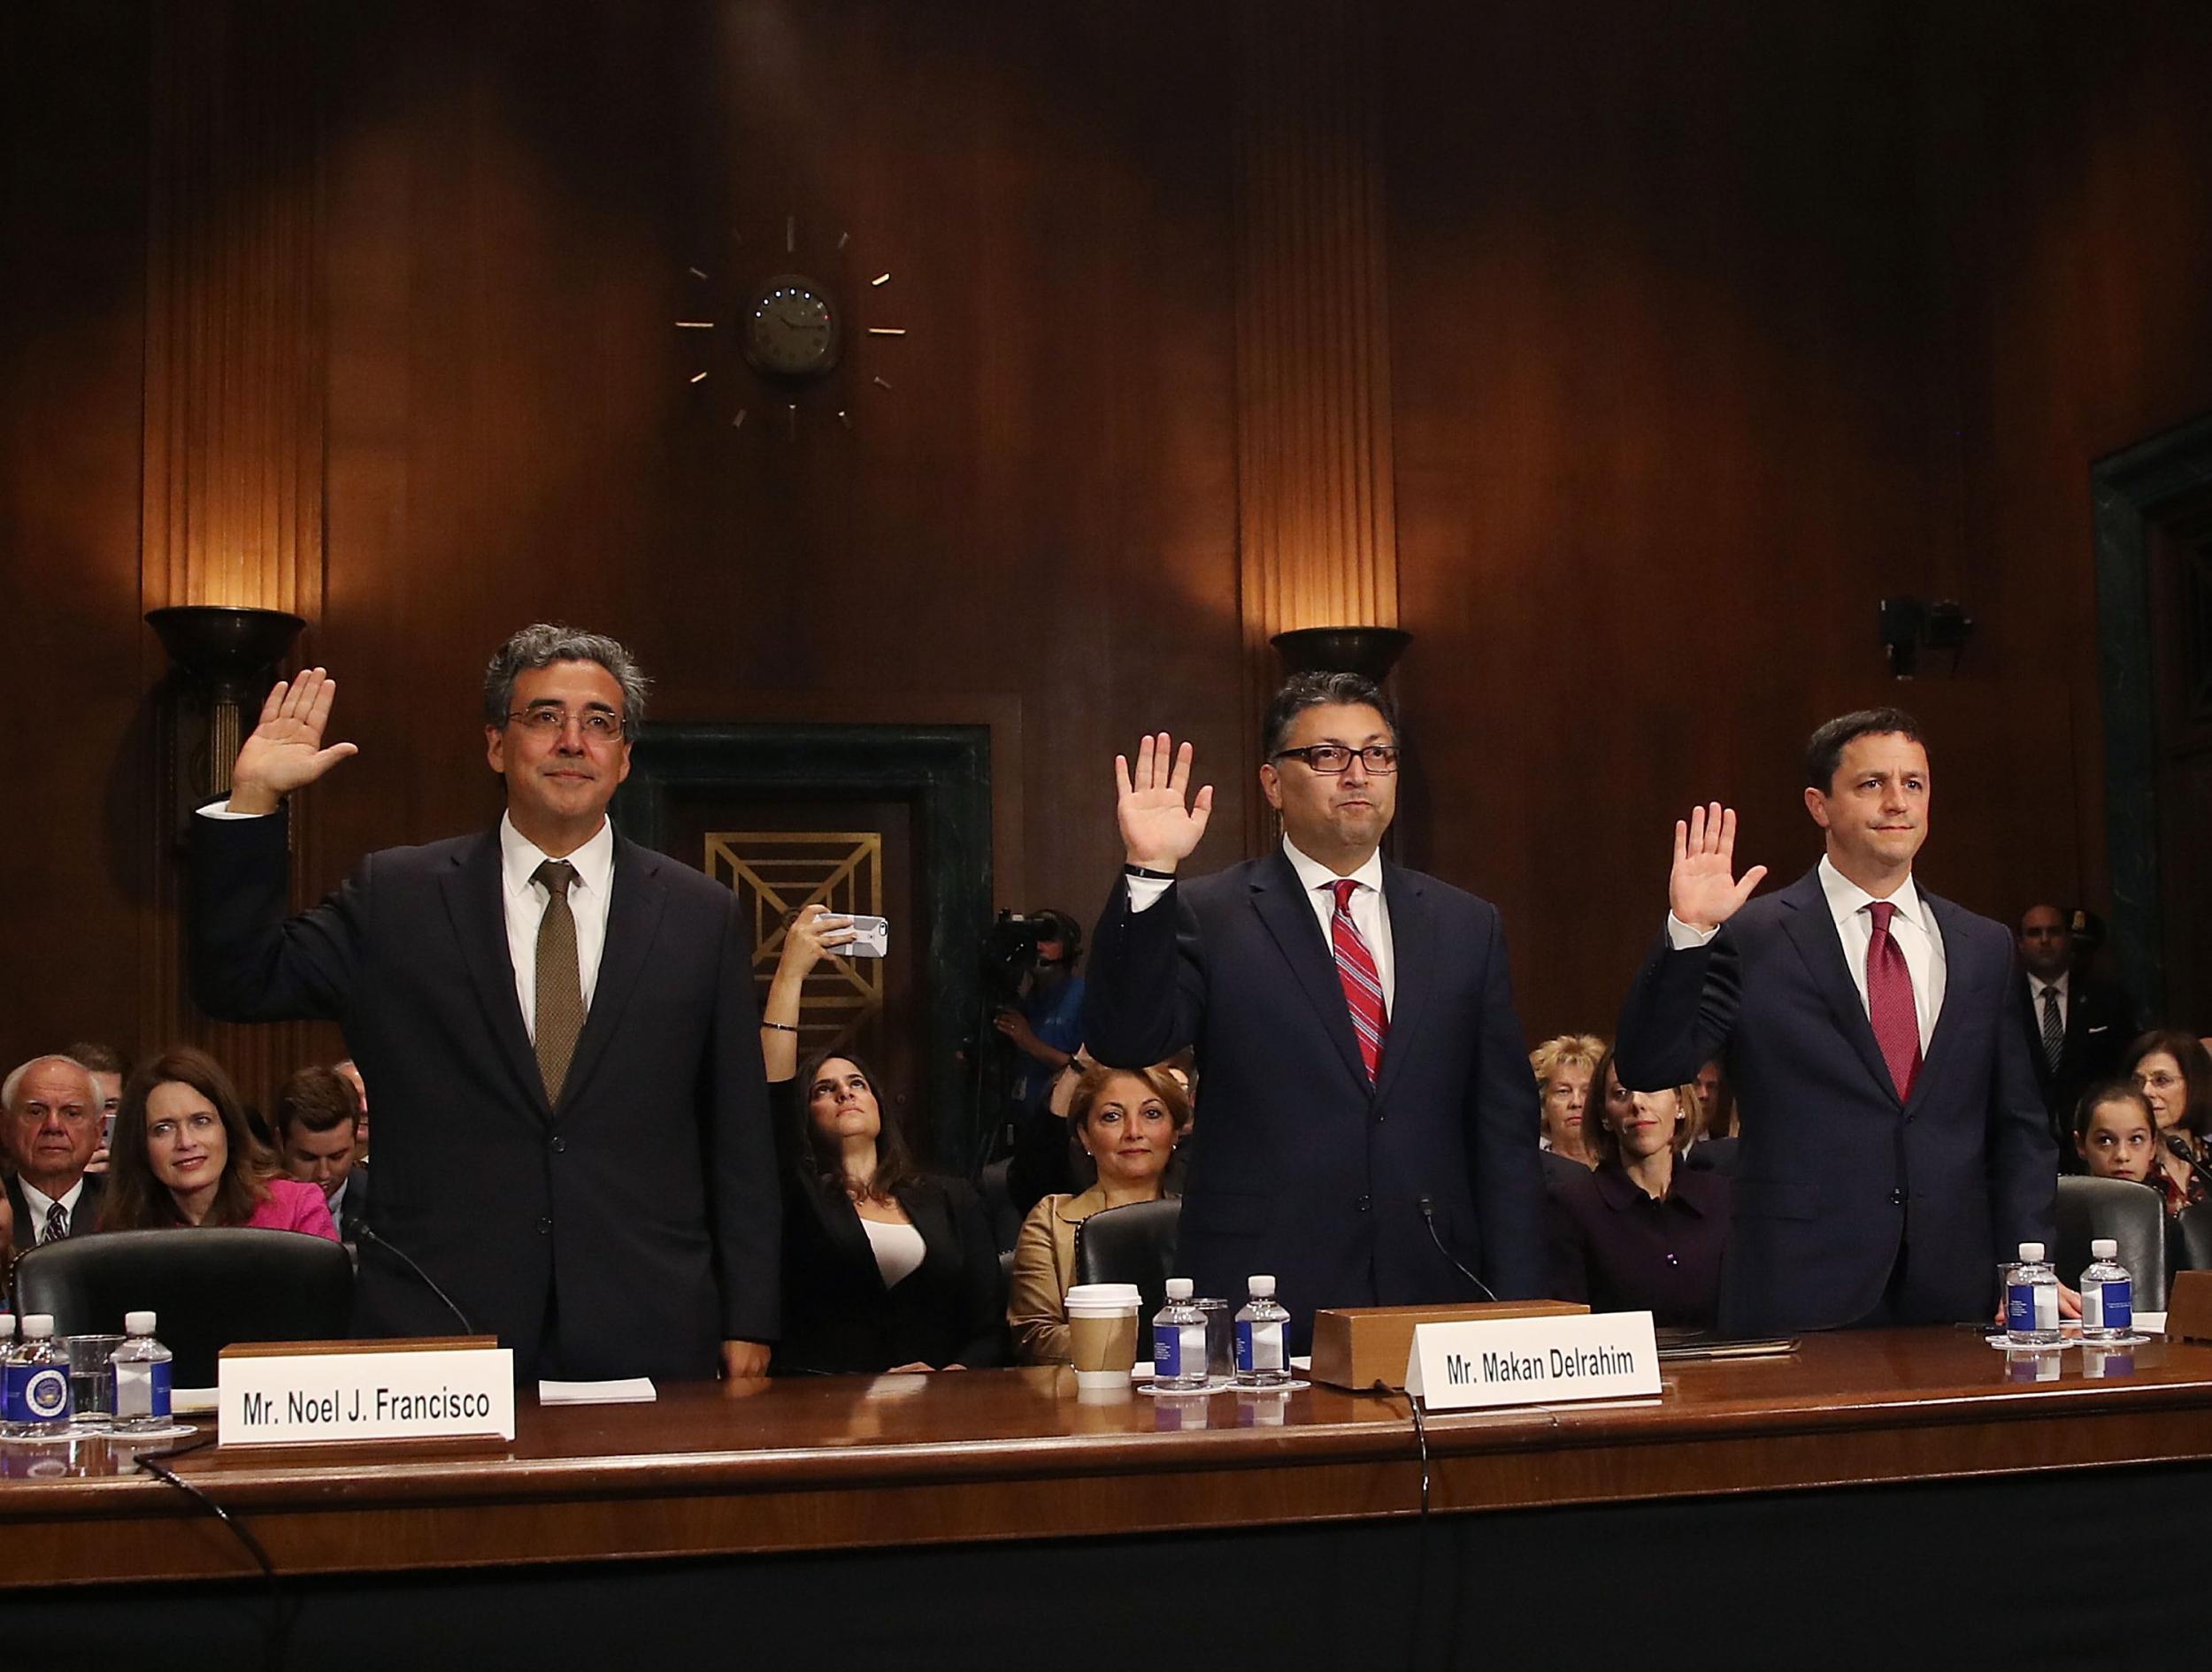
[557,832,667,1111]
[1912,889,1976,1102]
[1371,862,1430,1105]
[1778,866,1903,1105]
[1248,848,1371,1093]
[441,831,548,1112]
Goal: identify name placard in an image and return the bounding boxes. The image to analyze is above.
[218,1338,515,1446]
[1404,1310,1661,1410]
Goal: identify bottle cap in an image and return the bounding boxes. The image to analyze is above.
[1164,1277,1194,1300]
[1248,1274,1276,1298]
[2089,1239,2117,1261]
[2017,1242,2045,1262]
[23,1314,55,1338]
[126,1310,157,1336]
[0,1315,15,1338]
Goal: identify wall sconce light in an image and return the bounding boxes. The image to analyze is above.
[1878,597,1974,679]
[146,605,308,834]
[1269,625,1413,683]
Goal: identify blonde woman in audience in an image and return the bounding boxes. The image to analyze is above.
[1547,1044,1726,1328]
[100,1048,337,1238]
[1009,1061,1192,1363]
[1531,1033,1604,1176]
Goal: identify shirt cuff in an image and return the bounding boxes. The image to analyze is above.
[1125,874,1173,913]
[196,801,271,821]
[1664,912,1720,950]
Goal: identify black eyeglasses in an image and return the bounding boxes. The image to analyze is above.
[1271,744,1400,775]
[506,707,625,741]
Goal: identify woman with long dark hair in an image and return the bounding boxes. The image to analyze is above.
[100,1047,337,1238]
[758,906,1003,1374]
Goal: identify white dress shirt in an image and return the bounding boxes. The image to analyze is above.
[1127,836,1394,1016]
[19,1177,86,1243]
[499,813,617,1040]
[1666,855,1946,1050]
[2029,970,2070,1032]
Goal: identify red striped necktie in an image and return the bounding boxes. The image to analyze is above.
[1328,878,1388,1083]
[1865,900,1922,1100]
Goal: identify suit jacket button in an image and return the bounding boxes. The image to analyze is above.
[1356,1195,1371,1214]
[1889,1189,1906,1206]
[537,1216,553,1235]
[550,1135,566,1154]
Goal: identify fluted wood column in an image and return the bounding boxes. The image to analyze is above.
[1233,0,1401,849]
[141,0,330,1096]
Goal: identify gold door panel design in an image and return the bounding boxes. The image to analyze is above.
[707,830,884,1059]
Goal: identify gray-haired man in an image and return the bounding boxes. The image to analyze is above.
[189,624,780,1382]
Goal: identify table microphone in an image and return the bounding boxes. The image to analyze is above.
[356,1225,478,1335]
[2164,1134,2212,1192]
[1417,1196,1499,1302]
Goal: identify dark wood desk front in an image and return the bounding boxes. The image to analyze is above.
[6,1328,2211,1591]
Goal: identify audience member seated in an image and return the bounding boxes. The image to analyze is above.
[98,1047,338,1238]
[1682,1060,1740,1174]
[2071,1079,2162,1193]
[334,1057,370,1158]
[4,1055,106,1249]
[66,1039,127,1173]
[759,906,1004,1374]
[1546,1045,1729,1329]
[274,1065,371,1242]
[2124,1030,2212,1216]
[1009,1061,1192,1363]
[1530,1033,1603,1185]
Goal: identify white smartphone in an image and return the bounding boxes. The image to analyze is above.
[842,915,890,957]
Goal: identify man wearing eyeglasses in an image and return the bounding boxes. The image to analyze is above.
[188,624,779,1384]
[1083,671,1547,1349]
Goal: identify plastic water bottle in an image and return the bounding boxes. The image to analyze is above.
[2078,1239,2134,1345]
[109,1312,174,1431]
[2004,1242,2062,1346]
[1152,1278,1210,1391]
[1234,1275,1291,1387]
[2,1315,73,1437]
[0,1315,16,1428]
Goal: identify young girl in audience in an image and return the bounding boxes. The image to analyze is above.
[100,1047,338,1237]
[760,905,1005,1374]
[2072,1081,2161,1188]
[1008,1061,1192,1363]
[2123,1030,2212,1215]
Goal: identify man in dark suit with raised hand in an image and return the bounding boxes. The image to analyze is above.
[190,625,778,1382]
[1616,708,2058,1336]
[1083,672,1547,1349]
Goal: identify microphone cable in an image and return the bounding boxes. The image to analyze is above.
[134,1433,295,1672]
[1417,1197,1498,1302]
[357,1226,479,1334]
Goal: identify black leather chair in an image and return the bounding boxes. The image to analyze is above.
[1072,1198,1182,1320]
[12,1229,355,1386]
[2174,1200,2212,1278]
[2054,1175,2169,1303]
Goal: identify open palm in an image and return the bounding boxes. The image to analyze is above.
[1670,802,1768,931]
[230,666,357,810]
[1116,732,1214,870]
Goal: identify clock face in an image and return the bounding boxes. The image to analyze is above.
[741,273,840,380]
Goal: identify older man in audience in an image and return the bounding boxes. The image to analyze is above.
[4,1055,106,1245]
[275,1065,372,1242]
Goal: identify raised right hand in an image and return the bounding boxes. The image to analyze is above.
[1115,732,1214,871]
[1669,802,1768,932]
[228,667,358,815]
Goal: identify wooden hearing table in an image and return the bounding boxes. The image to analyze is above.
[5,1328,2211,1665]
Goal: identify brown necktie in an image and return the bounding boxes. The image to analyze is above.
[534,859,585,1103]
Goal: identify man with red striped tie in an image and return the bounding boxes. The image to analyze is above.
[1084,672,1548,1350]
[1615,709,2061,1335]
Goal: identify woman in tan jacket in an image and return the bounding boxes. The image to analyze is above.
[1008,1061,1192,1362]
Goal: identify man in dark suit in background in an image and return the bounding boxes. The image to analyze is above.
[1083,672,1546,1349]
[2016,903,2138,1160]
[4,1055,106,1247]
[1616,708,2058,1336]
[190,625,779,1382]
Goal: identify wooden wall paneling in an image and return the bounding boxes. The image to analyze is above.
[1232,0,1401,849]
[141,0,336,1099]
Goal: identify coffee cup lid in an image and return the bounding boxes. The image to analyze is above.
[1064,1283,1142,1315]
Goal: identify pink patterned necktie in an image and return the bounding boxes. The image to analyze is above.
[1865,900,1922,1100]
[1328,878,1388,1083]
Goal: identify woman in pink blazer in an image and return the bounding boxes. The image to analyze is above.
[99,1047,338,1241]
